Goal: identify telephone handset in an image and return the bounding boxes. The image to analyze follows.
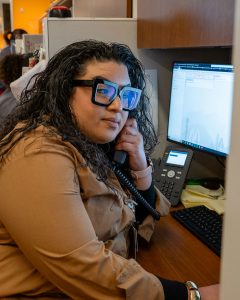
[153,146,193,206]
[113,150,128,166]
[112,150,161,220]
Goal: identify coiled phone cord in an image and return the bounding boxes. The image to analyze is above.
[112,163,161,220]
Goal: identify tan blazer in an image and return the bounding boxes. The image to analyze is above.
[0,125,170,299]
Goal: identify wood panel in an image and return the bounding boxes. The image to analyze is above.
[137,0,235,48]
[127,0,133,18]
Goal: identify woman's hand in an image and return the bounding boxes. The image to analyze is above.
[115,118,147,171]
[199,284,220,300]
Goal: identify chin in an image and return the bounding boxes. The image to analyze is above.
[93,134,117,144]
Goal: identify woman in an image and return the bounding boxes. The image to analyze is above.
[0,40,218,299]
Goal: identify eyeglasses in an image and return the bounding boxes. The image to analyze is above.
[72,79,142,111]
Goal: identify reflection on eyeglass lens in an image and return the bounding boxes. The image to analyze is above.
[95,83,140,110]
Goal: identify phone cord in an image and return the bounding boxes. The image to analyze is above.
[112,164,161,220]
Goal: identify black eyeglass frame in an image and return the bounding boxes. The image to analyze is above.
[72,78,142,111]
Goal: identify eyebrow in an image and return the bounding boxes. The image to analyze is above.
[92,76,106,80]
[92,76,131,88]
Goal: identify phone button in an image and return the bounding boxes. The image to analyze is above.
[167,170,175,178]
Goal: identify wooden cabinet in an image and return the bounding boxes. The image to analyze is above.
[137,0,235,48]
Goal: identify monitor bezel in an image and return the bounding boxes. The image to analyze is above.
[166,61,233,158]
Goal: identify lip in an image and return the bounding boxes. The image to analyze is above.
[103,118,121,128]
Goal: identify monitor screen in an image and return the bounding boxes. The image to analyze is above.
[167,62,234,157]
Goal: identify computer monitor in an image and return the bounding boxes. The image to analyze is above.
[167,62,234,157]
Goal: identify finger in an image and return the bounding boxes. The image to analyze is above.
[125,118,138,130]
[115,140,139,154]
[124,123,139,137]
[117,127,137,141]
[118,128,140,143]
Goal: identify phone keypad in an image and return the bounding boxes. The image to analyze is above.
[159,180,175,198]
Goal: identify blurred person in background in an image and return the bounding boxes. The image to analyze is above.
[0,53,24,125]
[0,28,27,59]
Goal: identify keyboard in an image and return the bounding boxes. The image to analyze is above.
[171,205,223,256]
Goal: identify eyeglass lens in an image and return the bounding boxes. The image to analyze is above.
[95,82,141,110]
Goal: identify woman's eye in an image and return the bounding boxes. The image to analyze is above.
[97,88,109,96]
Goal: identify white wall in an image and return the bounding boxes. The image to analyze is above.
[220,0,240,298]
[42,18,138,60]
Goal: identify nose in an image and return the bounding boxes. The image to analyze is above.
[107,96,122,111]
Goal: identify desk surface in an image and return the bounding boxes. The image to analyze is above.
[137,209,220,287]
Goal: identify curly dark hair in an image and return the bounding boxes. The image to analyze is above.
[0,40,158,184]
[0,53,24,87]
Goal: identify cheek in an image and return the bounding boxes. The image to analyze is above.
[70,91,93,120]
[119,112,129,130]
[69,91,80,112]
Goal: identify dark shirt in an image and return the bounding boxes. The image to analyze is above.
[0,89,17,125]
[0,45,11,59]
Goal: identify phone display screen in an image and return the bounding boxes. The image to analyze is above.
[166,150,188,166]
